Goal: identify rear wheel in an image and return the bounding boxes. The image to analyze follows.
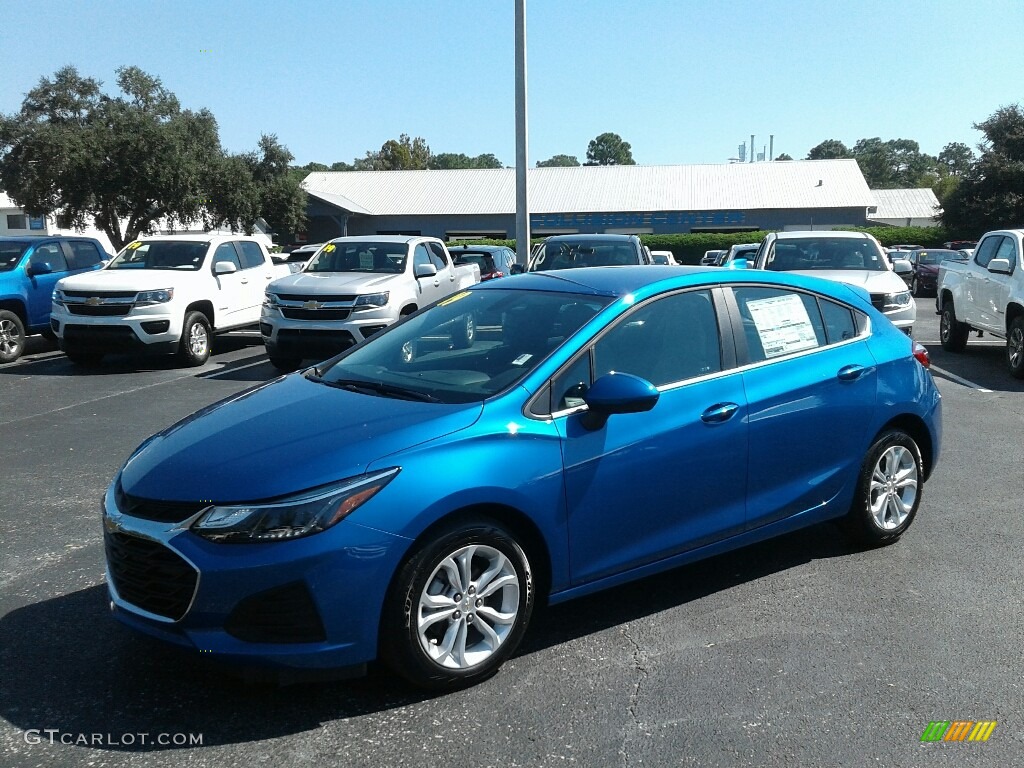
[911,277,921,298]
[0,311,26,364]
[844,430,923,546]
[178,312,211,367]
[939,303,969,352]
[1007,316,1024,379]
[380,519,534,690]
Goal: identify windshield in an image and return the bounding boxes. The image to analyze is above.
[305,241,408,274]
[915,250,958,265]
[766,238,887,272]
[0,242,30,272]
[316,288,612,404]
[107,241,207,270]
[531,240,639,270]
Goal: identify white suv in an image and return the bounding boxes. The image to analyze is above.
[753,231,916,334]
[52,235,286,366]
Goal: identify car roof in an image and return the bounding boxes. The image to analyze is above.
[326,235,426,244]
[544,233,637,243]
[132,234,264,244]
[448,244,508,252]
[0,234,98,242]
[771,230,874,241]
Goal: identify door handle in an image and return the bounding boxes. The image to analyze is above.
[240,279,249,284]
[700,402,739,424]
[433,280,440,287]
[837,364,871,381]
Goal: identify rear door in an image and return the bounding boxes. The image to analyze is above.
[728,285,877,529]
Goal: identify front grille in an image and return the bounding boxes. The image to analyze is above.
[277,293,355,303]
[281,308,351,321]
[225,582,327,643]
[64,324,138,339]
[62,290,137,299]
[67,304,132,316]
[105,531,198,621]
[115,481,209,523]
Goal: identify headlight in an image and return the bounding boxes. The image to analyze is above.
[190,467,399,543]
[883,291,912,310]
[353,292,390,309]
[52,288,65,306]
[263,292,280,307]
[136,288,174,306]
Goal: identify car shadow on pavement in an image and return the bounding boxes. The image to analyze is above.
[0,522,856,752]
[927,341,1024,393]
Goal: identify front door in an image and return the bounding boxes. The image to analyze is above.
[25,242,70,327]
[210,242,248,328]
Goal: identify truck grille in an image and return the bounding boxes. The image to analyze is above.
[105,531,198,621]
[67,304,132,316]
[276,293,356,303]
[281,308,351,321]
[62,290,137,299]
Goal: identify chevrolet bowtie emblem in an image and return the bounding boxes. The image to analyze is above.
[302,300,323,310]
[85,296,102,306]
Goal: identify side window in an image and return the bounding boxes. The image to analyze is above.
[732,287,826,364]
[427,242,449,270]
[236,241,267,270]
[28,242,69,273]
[818,298,858,344]
[551,352,593,412]
[973,236,1001,269]
[594,290,721,386]
[64,240,102,270]
[413,244,432,273]
[993,236,1017,273]
[213,242,241,270]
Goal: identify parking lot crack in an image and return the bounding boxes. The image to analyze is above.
[619,622,649,767]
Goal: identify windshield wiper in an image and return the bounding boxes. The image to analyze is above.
[321,378,441,402]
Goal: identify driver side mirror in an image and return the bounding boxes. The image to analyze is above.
[510,263,525,275]
[728,258,748,270]
[414,262,438,279]
[27,261,53,276]
[892,259,913,275]
[214,261,238,275]
[580,372,660,430]
[987,257,1012,275]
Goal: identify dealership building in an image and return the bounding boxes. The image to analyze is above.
[300,159,893,243]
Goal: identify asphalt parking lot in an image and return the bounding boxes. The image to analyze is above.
[1,309,1022,768]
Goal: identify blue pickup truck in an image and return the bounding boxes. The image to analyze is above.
[0,235,110,363]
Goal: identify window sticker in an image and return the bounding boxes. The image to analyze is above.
[127,241,143,250]
[322,243,336,253]
[512,353,532,366]
[746,294,818,358]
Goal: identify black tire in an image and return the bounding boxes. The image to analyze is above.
[0,310,26,363]
[910,277,920,298]
[451,313,475,349]
[1006,316,1024,379]
[268,352,302,372]
[65,349,104,366]
[380,519,535,690]
[40,328,57,343]
[939,303,969,352]
[843,429,923,547]
[178,311,212,367]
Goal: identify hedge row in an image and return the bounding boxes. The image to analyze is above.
[451,226,957,266]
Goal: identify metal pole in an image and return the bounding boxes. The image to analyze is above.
[514,0,530,266]
[750,135,755,163]
[769,134,774,161]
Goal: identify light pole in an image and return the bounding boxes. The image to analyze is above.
[514,0,530,266]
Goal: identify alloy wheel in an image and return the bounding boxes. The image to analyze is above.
[188,322,209,358]
[868,445,918,530]
[1009,326,1024,369]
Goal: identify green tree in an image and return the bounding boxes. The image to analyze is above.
[585,132,635,165]
[774,153,793,161]
[806,139,852,160]
[942,105,1024,233]
[937,142,975,177]
[376,133,431,170]
[851,137,936,188]
[0,66,304,250]
[536,154,580,167]
[429,152,504,170]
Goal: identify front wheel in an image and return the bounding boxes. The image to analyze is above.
[380,520,534,690]
[1007,316,1024,379]
[178,312,212,367]
[0,310,26,364]
[268,352,302,372]
[844,430,923,546]
[939,304,969,352]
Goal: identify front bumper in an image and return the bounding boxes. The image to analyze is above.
[260,304,399,360]
[102,481,412,671]
[52,303,183,355]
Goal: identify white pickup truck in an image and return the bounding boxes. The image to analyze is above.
[936,228,1024,377]
[52,234,289,367]
[260,235,481,370]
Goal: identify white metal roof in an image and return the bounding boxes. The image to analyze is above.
[869,188,941,222]
[302,160,876,216]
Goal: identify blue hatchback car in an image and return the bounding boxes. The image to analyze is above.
[103,266,941,688]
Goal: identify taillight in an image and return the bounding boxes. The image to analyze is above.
[493,271,504,278]
[912,340,930,368]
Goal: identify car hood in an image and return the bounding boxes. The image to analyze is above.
[917,264,939,275]
[119,374,483,502]
[788,270,909,293]
[269,272,404,294]
[57,269,201,292]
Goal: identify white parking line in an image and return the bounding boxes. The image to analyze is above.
[929,364,993,393]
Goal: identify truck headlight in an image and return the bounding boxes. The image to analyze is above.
[263,292,280,308]
[353,291,390,310]
[52,288,65,307]
[882,291,912,310]
[136,288,174,306]
[190,467,399,543]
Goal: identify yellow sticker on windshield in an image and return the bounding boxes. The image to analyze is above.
[322,243,336,253]
[438,291,470,306]
[127,241,142,250]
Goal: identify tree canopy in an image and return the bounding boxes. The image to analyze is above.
[585,132,635,166]
[536,154,580,167]
[0,66,305,250]
[941,105,1024,234]
[806,139,852,160]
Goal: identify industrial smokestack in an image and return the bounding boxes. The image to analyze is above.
[770,135,774,161]
[750,135,755,163]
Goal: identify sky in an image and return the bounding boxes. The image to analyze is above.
[2,0,1023,168]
